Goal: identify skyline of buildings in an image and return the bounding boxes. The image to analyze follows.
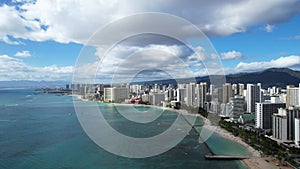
[72,81,300,147]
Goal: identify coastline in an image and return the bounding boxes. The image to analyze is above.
[69,94,89,101]
[69,96,278,169]
[203,125,261,157]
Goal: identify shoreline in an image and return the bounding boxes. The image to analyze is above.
[69,94,89,101]
[69,95,268,169]
[203,125,261,157]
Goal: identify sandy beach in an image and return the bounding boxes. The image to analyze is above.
[69,94,89,101]
[203,125,261,157]
[242,157,293,169]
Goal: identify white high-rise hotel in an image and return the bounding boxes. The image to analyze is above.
[196,82,207,108]
[295,118,300,146]
[186,83,196,106]
[104,87,129,103]
[184,82,207,108]
[286,84,300,107]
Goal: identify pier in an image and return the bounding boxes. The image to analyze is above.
[205,155,250,160]
[193,124,204,127]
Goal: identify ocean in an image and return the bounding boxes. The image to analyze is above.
[0,89,249,169]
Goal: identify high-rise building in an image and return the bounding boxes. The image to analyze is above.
[178,84,185,89]
[177,88,185,102]
[220,103,230,117]
[238,83,244,96]
[71,84,80,92]
[255,101,285,129]
[79,84,89,97]
[246,83,262,113]
[130,85,142,94]
[232,84,238,96]
[150,93,165,106]
[273,108,289,141]
[142,94,150,102]
[222,83,232,103]
[272,107,300,142]
[209,84,215,95]
[232,83,244,96]
[229,96,245,120]
[66,84,70,90]
[286,106,300,140]
[185,83,196,106]
[196,82,207,108]
[209,84,219,103]
[217,88,223,103]
[295,118,300,146]
[104,87,129,103]
[286,84,300,107]
[270,96,282,103]
[165,89,174,101]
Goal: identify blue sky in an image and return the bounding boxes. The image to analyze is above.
[212,15,300,65]
[0,0,300,82]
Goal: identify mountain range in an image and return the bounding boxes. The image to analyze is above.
[0,68,299,89]
[137,68,300,88]
[0,80,68,88]
[224,68,300,88]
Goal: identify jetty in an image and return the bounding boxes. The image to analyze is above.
[193,124,204,127]
[205,155,250,160]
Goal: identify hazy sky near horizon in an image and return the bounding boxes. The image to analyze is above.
[0,0,300,81]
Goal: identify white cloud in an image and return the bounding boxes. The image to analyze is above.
[0,4,48,43]
[294,35,300,39]
[221,50,244,60]
[235,55,300,72]
[96,44,196,82]
[0,54,73,81]
[265,24,275,32]
[75,50,300,82]
[74,44,222,83]
[2,35,23,45]
[15,50,31,57]
[0,0,299,44]
[283,35,300,40]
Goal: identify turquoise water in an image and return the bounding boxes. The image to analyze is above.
[206,134,250,156]
[0,89,248,169]
[242,114,255,122]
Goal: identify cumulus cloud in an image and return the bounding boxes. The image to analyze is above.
[2,35,23,45]
[15,50,31,57]
[0,54,73,81]
[0,4,42,44]
[1,1,299,81]
[265,24,275,32]
[73,43,224,83]
[235,55,300,72]
[0,0,300,44]
[221,50,244,60]
[84,44,196,83]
